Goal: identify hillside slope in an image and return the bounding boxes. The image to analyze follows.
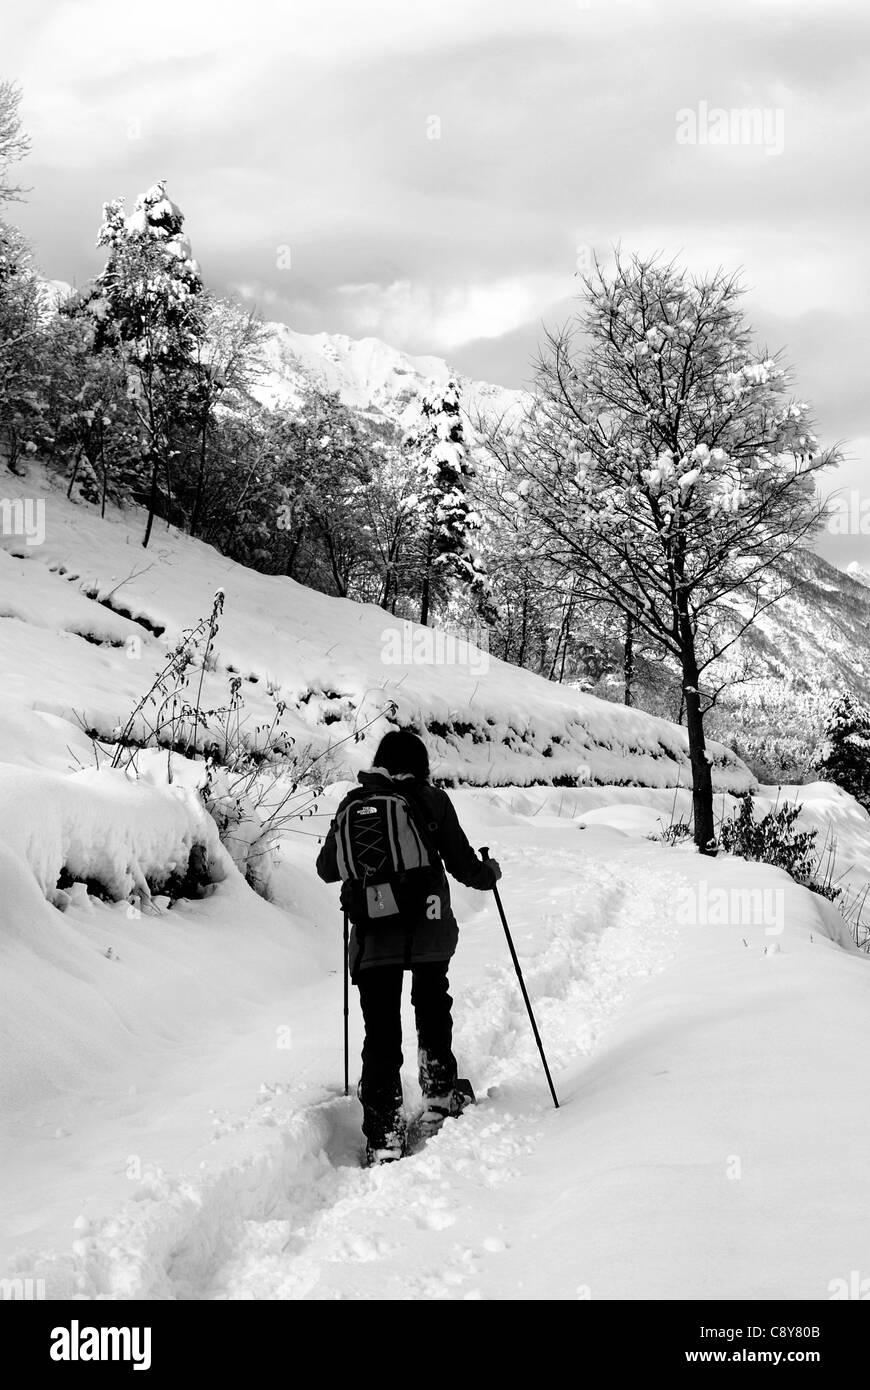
[0,470,752,792]
[243,312,870,784]
[705,548,870,779]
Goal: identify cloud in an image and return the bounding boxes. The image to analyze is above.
[3,0,868,527]
[333,275,570,351]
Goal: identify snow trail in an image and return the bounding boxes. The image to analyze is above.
[8,809,865,1301]
[181,838,686,1300]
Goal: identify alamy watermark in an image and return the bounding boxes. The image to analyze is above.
[0,497,45,546]
[826,491,870,535]
[828,1270,870,1300]
[675,882,784,936]
[381,620,490,676]
[676,102,785,157]
[1,1276,46,1300]
[50,1321,151,1370]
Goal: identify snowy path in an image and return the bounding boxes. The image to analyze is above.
[6,798,869,1301]
[170,834,687,1300]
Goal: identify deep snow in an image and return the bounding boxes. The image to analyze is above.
[2,471,869,1302]
[2,781,868,1300]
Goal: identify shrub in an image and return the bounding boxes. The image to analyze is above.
[718,793,841,902]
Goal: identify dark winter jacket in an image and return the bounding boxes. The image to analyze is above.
[316,770,497,975]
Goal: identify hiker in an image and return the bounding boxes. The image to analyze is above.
[315,729,501,1165]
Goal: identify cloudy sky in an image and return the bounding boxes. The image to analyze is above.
[4,0,869,563]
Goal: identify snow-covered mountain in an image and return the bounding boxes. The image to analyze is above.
[44,276,523,429]
[254,319,523,430]
[700,548,870,779]
[845,559,870,589]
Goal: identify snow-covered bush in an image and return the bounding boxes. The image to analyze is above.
[812,691,870,811]
[718,793,841,901]
[0,763,227,910]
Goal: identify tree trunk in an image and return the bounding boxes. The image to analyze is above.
[190,409,209,537]
[623,613,634,705]
[680,640,715,853]
[66,444,84,500]
[284,531,302,578]
[517,582,529,667]
[419,535,433,627]
[142,455,159,548]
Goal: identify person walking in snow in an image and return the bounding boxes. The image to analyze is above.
[316,730,501,1165]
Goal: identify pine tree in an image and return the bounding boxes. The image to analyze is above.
[405,378,489,626]
[69,181,203,544]
[813,691,870,809]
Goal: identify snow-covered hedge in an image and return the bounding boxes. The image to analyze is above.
[0,765,229,906]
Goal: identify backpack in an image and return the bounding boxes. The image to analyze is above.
[333,785,443,927]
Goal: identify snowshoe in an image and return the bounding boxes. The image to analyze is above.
[364,1141,403,1168]
[407,1078,476,1153]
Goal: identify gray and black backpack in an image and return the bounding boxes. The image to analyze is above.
[333,785,443,926]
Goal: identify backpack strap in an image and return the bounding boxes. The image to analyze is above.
[393,783,442,870]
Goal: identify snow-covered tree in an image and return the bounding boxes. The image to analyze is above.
[813,691,870,810]
[42,312,136,513]
[70,181,203,545]
[274,387,373,594]
[0,80,30,205]
[0,222,45,471]
[355,433,424,612]
[404,378,489,626]
[484,250,838,850]
[183,293,267,537]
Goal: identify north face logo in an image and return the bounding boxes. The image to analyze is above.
[357,806,377,814]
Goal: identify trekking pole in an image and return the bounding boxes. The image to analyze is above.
[479,847,560,1110]
[342,910,350,1097]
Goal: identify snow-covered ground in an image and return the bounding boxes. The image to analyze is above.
[2,778,868,1300]
[3,470,869,1301]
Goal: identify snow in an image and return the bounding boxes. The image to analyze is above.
[2,469,869,1301]
[0,470,753,794]
[2,783,867,1299]
[254,320,523,433]
[0,761,227,902]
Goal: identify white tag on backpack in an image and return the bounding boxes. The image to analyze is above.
[366,882,400,918]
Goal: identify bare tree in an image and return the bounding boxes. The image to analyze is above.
[185,294,268,536]
[483,250,838,850]
[0,81,31,204]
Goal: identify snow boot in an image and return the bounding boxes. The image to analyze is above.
[363,1117,406,1167]
[364,1140,403,1167]
[418,1077,476,1135]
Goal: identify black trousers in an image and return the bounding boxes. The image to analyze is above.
[356,961,458,1147]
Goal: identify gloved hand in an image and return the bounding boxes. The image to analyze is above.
[485,857,502,883]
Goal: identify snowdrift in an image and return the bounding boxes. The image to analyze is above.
[0,763,227,904]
